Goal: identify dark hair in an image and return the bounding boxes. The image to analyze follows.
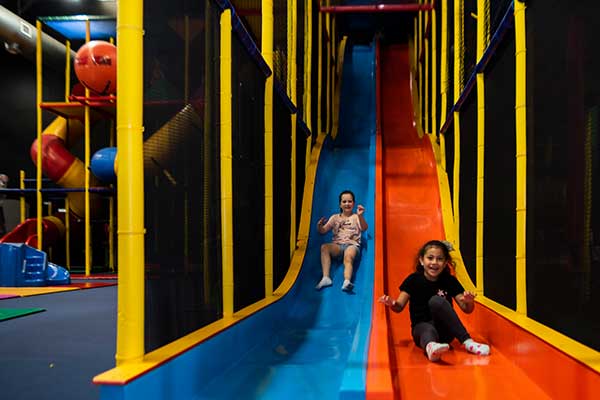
[415,240,455,275]
[338,190,355,213]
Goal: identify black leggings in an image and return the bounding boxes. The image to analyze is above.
[412,296,471,349]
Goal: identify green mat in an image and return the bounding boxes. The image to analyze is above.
[0,308,45,321]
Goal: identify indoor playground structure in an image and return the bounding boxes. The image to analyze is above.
[0,34,118,277]
[1,1,600,399]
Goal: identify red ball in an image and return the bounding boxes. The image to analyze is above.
[74,40,117,95]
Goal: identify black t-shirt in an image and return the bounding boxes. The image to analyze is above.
[399,271,464,327]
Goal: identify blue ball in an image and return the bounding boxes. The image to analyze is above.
[91,147,117,183]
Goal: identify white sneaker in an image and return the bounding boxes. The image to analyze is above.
[426,342,449,362]
[463,339,490,356]
[315,276,332,290]
[341,279,354,292]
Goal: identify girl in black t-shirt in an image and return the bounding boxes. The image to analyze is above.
[378,240,490,362]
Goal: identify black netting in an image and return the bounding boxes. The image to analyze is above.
[483,29,515,310]
[231,33,266,311]
[311,1,321,137]
[296,123,307,231]
[296,0,305,120]
[274,1,288,91]
[527,0,600,350]
[463,1,477,82]
[419,13,425,132]
[459,93,477,283]
[231,0,262,44]
[319,13,328,135]
[273,90,292,289]
[434,0,442,135]
[143,0,221,352]
[447,0,455,116]
[444,122,455,202]
[424,13,431,133]
[490,0,513,36]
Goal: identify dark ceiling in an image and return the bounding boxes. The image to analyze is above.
[3,0,116,43]
[3,0,116,21]
[3,1,414,44]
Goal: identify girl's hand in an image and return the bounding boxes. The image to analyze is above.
[317,217,327,228]
[378,294,395,307]
[357,205,365,215]
[462,291,476,303]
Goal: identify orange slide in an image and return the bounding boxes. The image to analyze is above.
[366,44,600,399]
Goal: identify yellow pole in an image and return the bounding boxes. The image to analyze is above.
[514,0,527,315]
[330,14,336,138]
[35,21,43,250]
[65,40,71,102]
[263,0,274,296]
[84,21,92,276]
[475,0,489,294]
[47,202,53,260]
[65,196,71,270]
[109,37,115,272]
[326,5,331,134]
[431,3,437,137]
[317,10,322,135]
[109,124,115,272]
[64,39,72,268]
[418,1,423,132]
[287,0,292,97]
[440,0,448,170]
[220,9,234,318]
[413,18,418,75]
[290,0,298,256]
[19,170,25,223]
[424,3,429,135]
[304,0,313,173]
[115,0,145,365]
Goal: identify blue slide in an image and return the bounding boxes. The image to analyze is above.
[198,43,376,400]
[0,243,70,287]
[100,43,376,400]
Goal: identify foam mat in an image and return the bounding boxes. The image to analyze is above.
[0,287,80,297]
[0,308,45,321]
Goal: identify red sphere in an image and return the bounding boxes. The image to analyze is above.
[74,41,117,95]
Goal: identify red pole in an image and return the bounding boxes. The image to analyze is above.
[320,3,434,14]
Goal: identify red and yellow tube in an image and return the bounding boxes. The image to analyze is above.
[29,116,100,219]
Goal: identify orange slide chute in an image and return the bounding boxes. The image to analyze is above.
[366,44,600,399]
